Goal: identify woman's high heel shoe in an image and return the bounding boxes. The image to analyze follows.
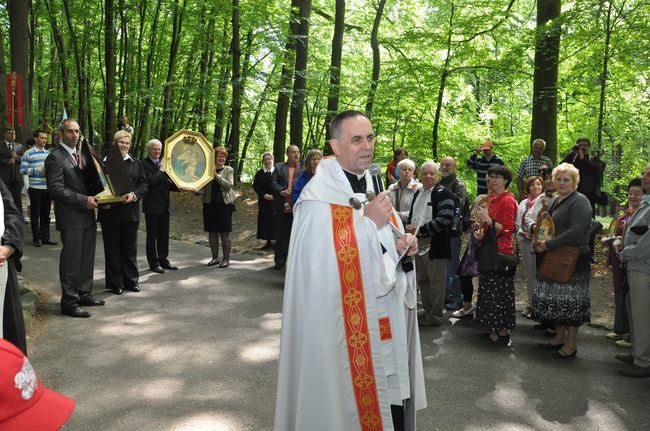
[219,260,230,268]
[207,258,221,267]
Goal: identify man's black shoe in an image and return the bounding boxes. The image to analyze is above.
[125,285,141,293]
[33,240,42,247]
[160,261,178,271]
[42,240,58,245]
[111,287,124,295]
[150,266,165,274]
[79,296,105,306]
[61,306,91,318]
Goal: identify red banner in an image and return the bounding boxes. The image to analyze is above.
[6,72,13,126]
[15,73,23,126]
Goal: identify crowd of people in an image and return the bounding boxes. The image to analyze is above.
[0,111,649,429]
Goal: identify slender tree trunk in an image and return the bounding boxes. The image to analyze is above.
[323,0,345,154]
[62,0,87,130]
[213,21,230,147]
[273,0,300,161]
[117,0,128,118]
[8,0,32,142]
[159,0,187,141]
[43,0,70,115]
[136,0,162,149]
[238,64,278,180]
[104,0,117,148]
[29,0,37,113]
[431,1,455,161]
[0,24,7,129]
[289,0,311,150]
[365,0,387,120]
[134,0,147,147]
[596,1,613,155]
[530,0,561,164]
[228,0,242,178]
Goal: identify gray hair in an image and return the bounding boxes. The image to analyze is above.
[420,160,439,176]
[147,139,162,149]
[532,138,546,149]
[396,158,416,172]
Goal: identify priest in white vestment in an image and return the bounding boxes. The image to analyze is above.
[274,111,426,431]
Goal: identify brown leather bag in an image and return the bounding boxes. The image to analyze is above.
[540,246,580,283]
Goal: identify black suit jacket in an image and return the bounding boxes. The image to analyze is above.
[0,141,24,185]
[45,146,96,231]
[270,162,301,213]
[98,158,148,223]
[141,157,176,215]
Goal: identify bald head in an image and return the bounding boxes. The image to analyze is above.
[440,156,457,177]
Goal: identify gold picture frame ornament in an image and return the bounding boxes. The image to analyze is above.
[164,129,215,191]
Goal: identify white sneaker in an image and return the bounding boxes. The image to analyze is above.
[606,332,628,341]
[616,339,632,348]
[451,305,475,318]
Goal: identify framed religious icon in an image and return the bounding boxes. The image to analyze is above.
[534,198,555,242]
[164,129,215,191]
[78,136,127,203]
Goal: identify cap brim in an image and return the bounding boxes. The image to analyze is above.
[0,386,75,431]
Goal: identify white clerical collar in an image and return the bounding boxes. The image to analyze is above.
[264,166,275,173]
[123,154,133,161]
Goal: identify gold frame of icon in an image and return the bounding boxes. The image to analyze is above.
[164,129,215,191]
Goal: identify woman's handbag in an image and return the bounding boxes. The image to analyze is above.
[478,224,519,274]
[539,246,580,283]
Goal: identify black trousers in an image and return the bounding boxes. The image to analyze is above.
[101,221,139,291]
[3,260,26,355]
[60,226,97,309]
[274,212,293,266]
[28,188,52,241]
[7,179,22,215]
[145,212,170,268]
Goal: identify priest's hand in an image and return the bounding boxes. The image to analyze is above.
[0,245,15,267]
[86,196,98,209]
[396,233,418,257]
[364,190,393,228]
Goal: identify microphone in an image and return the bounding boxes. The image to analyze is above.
[369,163,384,194]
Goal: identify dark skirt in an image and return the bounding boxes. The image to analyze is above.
[203,202,235,233]
[476,271,516,331]
[256,199,275,240]
[532,252,591,326]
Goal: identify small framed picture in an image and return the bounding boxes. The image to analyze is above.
[164,129,215,191]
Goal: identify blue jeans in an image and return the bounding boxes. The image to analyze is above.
[445,236,463,304]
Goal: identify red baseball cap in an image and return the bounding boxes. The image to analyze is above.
[0,339,75,431]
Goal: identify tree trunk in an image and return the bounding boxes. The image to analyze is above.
[323,0,345,154]
[213,21,230,147]
[272,0,300,161]
[228,0,241,178]
[104,0,117,148]
[159,0,187,142]
[365,0,387,120]
[238,64,278,180]
[8,0,32,142]
[135,0,162,150]
[530,0,561,164]
[29,0,37,114]
[0,24,7,129]
[117,0,128,119]
[596,1,613,156]
[289,0,311,150]
[431,1,455,161]
[133,0,147,148]
[43,0,70,117]
[62,0,87,130]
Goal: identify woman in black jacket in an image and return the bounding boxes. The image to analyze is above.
[253,152,275,250]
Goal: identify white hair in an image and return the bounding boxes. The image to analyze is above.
[532,138,546,149]
[420,160,439,174]
[147,139,162,149]
[396,158,416,172]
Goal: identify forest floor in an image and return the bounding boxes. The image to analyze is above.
[167,183,616,328]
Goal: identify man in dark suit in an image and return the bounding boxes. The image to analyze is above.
[45,119,103,318]
[270,145,301,270]
[0,128,24,214]
[141,138,178,273]
[0,179,26,354]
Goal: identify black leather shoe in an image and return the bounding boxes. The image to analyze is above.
[160,261,178,270]
[207,259,221,267]
[219,259,230,268]
[79,296,105,306]
[42,240,58,245]
[61,306,91,318]
[33,240,42,247]
[125,285,141,293]
[150,266,165,274]
[111,287,123,295]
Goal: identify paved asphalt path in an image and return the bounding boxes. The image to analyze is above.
[23,229,650,431]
